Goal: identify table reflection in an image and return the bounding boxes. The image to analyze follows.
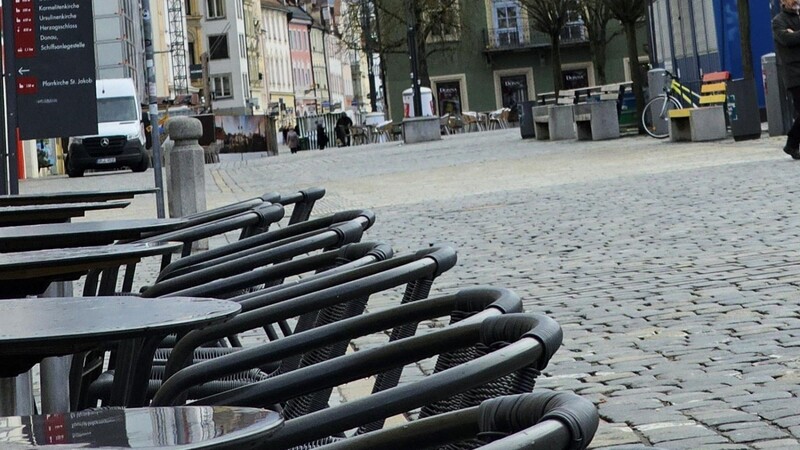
[0,406,280,448]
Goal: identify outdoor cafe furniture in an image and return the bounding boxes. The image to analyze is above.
[0,218,184,252]
[170,187,325,233]
[315,391,598,450]
[153,313,561,450]
[0,296,241,415]
[462,112,483,132]
[488,108,511,130]
[150,287,520,410]
[0,242,182,299]
[140,216,372,298]
[91,245,453,408]
[82,238,394,407]
[0,201,131,227]
[0,187,158,207]
[77,229,380,408]
[150,208,374,284]
[0,405,282,449]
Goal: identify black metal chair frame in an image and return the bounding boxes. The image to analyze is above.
[188,313,562,450]
[155,209,375,282]
[315,391,599,450]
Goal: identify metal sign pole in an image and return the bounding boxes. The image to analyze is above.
[2,0,18,194]
[0,1,8,195]
[141,0,165,218]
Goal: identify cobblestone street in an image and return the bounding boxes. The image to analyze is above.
[21,128,800,449]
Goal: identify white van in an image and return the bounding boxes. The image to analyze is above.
[66,78,148,177]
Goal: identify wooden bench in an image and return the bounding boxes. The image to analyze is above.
[668,71,730,142]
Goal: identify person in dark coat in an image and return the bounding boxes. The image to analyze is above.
[335,113,353,147]
[286,127,300,154]
[773,0,800,159]
[316,122,328,150]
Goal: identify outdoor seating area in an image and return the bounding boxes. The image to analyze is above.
[532,82,634,141]
[0,184,604,449]
[440,108,512,135]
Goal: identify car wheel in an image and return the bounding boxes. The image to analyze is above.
[66,157,84,177]
[131,155,149,173]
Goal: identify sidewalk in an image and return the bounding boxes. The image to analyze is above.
[21,128,800,449]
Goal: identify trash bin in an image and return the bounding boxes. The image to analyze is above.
[299,137,310,151]
[519,100,535,139]
[762,52,794,137]
[727,78,762,141]
[646,69,669,136]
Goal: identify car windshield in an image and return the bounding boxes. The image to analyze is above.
[97,97,138,123]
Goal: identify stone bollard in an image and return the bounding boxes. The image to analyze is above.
[166,117,207,247]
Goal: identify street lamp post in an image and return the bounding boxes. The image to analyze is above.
[141,0,166,218]
[405,0,422,117]
[361,0,377,111]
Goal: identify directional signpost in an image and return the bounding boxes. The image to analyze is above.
[11,0,98,139]
[0,0,98,193]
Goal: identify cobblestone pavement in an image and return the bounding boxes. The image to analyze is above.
[20,129,800,449]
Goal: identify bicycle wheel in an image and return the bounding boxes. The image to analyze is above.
[642,95,682,138]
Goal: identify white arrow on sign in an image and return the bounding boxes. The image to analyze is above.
[18,67,30,76]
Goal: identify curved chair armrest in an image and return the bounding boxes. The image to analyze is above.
[142,220,366,297]
[246,314,558,448]
[156,209,375,280]
[158,246,458,382]
[315,391,597,450]
[152,287,521,406]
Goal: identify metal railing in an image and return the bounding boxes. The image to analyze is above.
[485,23,587,51]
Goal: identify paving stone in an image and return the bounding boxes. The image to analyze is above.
[20,130,800,447]
[722,426,790,443]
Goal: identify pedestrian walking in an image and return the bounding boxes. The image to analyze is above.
[335,113,353,147]
[286,127,300,154]
[316,122,329,150]
[773,0,800,159]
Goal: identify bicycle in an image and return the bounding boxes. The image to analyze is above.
[641,70,702,138]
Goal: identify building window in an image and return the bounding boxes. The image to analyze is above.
[208,34,229,59]
[427,0,461,42]
[492,1,521,46]
[206,0,224,19]
[239,33,246,58]
[211,74,232,98]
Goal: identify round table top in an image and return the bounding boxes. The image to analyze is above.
[0,218,185,252]
[0,188,159,207]
[0,242,183,298]
[0,201,131,226]
[0,296,241,376]
[0,242,182,279]
[0,406,281,449]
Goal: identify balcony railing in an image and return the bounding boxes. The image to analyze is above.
[485,23,588,51]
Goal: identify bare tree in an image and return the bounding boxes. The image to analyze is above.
[337,0,464,89]
[517,0,577,96]
[601,0,647,132]
[580,0,620,85]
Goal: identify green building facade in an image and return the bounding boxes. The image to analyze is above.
[380,0,649,123]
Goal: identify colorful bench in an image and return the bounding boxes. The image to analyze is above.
[668,71,730,142]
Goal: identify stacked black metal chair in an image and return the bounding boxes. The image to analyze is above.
[315,390,599,450]
[152,311,564,449]
[77,216,383,409]
[45,184,602,450]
